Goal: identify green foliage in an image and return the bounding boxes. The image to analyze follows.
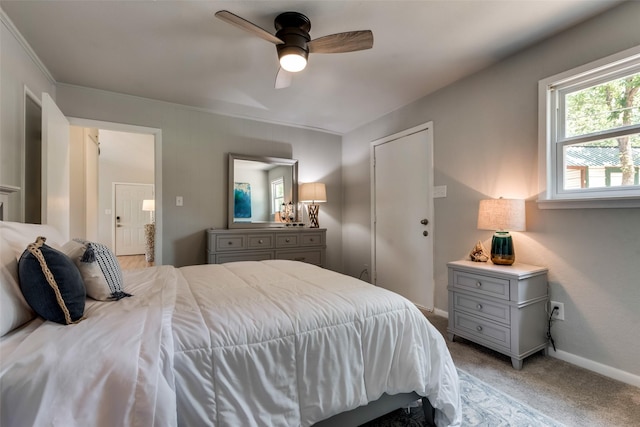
[565,72,640,147]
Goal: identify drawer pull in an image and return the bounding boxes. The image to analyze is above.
[476,304,483,310]
[476,281,482,288]
[309,238,314,242]
[285,238,290,243]
[476,325,483,332]
[227,241,233,245]
[258,239,263,244]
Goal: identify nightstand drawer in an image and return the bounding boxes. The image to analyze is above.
[216,235,246,251]
[452,270,510,300]
[276,234,299,248]
[453,293,510,324]
[248,234,274,249]
[454,311,511,350]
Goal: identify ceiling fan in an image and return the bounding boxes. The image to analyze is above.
[215,10,374,89]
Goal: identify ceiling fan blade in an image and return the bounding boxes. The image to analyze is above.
[215,10,283,45]
[308,30,373,54]
[275,68,293,89]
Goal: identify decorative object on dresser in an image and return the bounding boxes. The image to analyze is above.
[206,228,326,267]
[141,199,155,262]
[299,182,327,228]
[477,198,526,265]
[469,240,489,262]
[228,153,298,228]
[447,260,548,370]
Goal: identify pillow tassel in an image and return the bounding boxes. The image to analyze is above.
[110,291,133,301]
[80,245,96,263]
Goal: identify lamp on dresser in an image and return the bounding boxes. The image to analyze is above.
[299,182,327,228]
[477,197,525,265]
[142,199,155,263]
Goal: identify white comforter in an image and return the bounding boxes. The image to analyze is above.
[173,260,460,426]
[0,266,178,427]
[1,261,461,427]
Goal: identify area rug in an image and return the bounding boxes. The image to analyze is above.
[362,369,565,426]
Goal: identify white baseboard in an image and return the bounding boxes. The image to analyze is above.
[434,309,639,387]
[433,307,448,318]
[548,348,640,388]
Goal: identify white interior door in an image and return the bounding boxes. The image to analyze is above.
[114,183,153,256]
[42,93,70,241]
[372,123,434,309]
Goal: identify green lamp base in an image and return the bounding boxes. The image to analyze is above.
[491,231,515,265]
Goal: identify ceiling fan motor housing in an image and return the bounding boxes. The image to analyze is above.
[275,12,311,62]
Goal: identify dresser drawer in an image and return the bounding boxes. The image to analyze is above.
[276,248,323,266]
[217,251,273,263]
[452,270,510,300]
[453,311,511,350]
[301,232,323,246]
[276,234,299,248]
[216,235,246,251]
[453,293,510,324]
[248,234,274,249]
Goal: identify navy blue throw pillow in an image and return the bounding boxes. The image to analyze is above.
[18,236,85,325]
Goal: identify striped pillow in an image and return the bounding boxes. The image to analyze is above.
[63,240,132,301]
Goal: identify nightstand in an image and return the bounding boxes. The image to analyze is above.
[447,260,548,369]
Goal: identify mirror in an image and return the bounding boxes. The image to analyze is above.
[228,153,298,228]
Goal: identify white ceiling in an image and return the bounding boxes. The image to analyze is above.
[1,0,623,134]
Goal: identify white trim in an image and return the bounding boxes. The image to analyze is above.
[69,117,163,265]
[538,44,640,207]
[370,122,435,309]
[548,348,640,388]
[0,9,56,84]
[432,307,448,319]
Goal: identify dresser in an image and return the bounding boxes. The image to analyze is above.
[206,228,326,267]
[447,260,549,369]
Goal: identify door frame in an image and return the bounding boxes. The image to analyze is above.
[67,117,163,265]
[370,122,434,309]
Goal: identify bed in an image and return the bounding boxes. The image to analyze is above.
[0,220,461,426]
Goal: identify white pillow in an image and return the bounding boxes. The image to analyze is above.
[62,240,131,301]
[0,220,65,254]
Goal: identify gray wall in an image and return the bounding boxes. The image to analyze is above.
[53,85,343,271]
[0,13,55,221]
[342,1,640,380]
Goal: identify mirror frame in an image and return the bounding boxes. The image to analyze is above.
[228,153,298,229]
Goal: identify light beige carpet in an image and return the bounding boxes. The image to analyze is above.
[425,312,640,427]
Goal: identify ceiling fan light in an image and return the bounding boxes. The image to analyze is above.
[280,53,307,72]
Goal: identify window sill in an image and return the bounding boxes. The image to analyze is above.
[537,197,640,209]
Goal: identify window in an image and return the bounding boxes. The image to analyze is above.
[539,46,640,208]
[271,177,284,214]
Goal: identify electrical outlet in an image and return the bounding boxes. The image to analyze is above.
[550,301,565,321]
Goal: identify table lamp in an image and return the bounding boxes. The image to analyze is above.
[299,183,327,228]
[477,198,525,265]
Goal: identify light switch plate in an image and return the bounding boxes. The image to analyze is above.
[176,196,183,206]
[433,185,447,198]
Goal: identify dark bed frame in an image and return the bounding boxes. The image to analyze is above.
[313,392,436,427]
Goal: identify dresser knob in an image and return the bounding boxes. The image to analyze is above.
[476,325,483,332]
[476,281,482,288]
[258,239,263,244]
[309,238,314,242]
[227,241,233,245]
[285,238,290,243]
[476,304,483,310]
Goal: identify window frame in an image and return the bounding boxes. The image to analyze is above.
[270,177,285,215]
[538,45,640,209]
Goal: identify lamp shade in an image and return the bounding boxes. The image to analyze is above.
[142,199,155,212]
[299,183,327,203]
[477,198,525,231]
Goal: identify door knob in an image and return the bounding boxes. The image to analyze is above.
[420,219,429,225]
[423,231,428,236]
